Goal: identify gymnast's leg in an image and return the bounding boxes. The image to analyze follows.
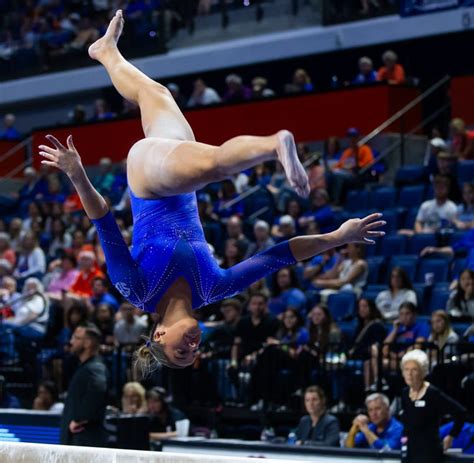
[89,10,309,198]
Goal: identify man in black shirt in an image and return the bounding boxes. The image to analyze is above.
[60,324,108,447]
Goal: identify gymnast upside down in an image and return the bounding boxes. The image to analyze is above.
[38,10,385,369]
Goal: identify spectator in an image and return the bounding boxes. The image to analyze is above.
[47,218,73,259]
[428,310,459,360]
[45,254,80,297]
[424,137,448,178]
[454,183,474,230]
[8,217,23,252]
[90,277,119,311]
[304,248,340,287]
[114,302,148,346]
[314,243,369,298]
[401,175,458,235]
[226,215,250,255]
[447,269,473,319]
[214,180,244,219]
[0,113,21,141]
[0,232,16,267]
[284,68,314,94]
[69,105,87,125]
[33,380,64,413]
[223,74,251,103]
[187,78,221,107]
[269,267,307,316]
[57,301,89,349]
[323,136,343,169]
[271,215,297,243]
[60,325,108,447]
[294,385,340,447]
[450,118,474,160]
[22,201,43,233]
[68,18,100,52]
[146,387,187,440]
[399,349,465,463]
[345,393,402,449]
[92,303,115,348]
[121,382,147,414]
[93,157,115,196]
[91,99,116,122]
[167,83,186,109]
[251,76,275,99]
[14,231,47,287]
[377,50,405,85]
[0,276,22,316]
[439,422,474,455]
[335,128,374,172]
[375,267,418,321]
[0,375,20,408]
[221,238,245,269]
[244,220,275,258]
[69,250,104,298]
[299,189,335,234]
[353,57,377,85]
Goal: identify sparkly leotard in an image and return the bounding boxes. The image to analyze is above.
[91,190,296,312]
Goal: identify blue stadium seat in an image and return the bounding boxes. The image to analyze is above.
[389,255,418,282]
[457,160,474,185]
[398,185,425,209]
[404,208,419,229]
[366,257,386,285]
[427,288,450,314]
[381,209,398,234]
[368,186,397,210]
[407,233,437,254]
[305,290,320,312]
[451,257,467,279]
[243,186,276,225]
[344,190,369,212]
[381,234,407,256]
[362,284,387,302]
[416,258,450,283]
[412,283,426,308]
[395,165,426,185]
[327,292,357,321]
[339,320,358,342]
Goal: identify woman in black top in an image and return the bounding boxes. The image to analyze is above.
[399,349,466,463]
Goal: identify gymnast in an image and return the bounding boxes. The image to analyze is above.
[38,10,385,370]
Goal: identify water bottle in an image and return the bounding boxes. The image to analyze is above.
[287,431,297,445]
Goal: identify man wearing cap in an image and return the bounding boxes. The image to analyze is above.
[245,220,275,258]
[335,128,374,172]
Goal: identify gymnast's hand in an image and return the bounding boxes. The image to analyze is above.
[337,213,386,245]
[39,134,83,178]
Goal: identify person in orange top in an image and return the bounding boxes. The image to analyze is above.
[335,128,374,172]
[377,50,405,85]
[450,118,474,160]
[69,250,104,298]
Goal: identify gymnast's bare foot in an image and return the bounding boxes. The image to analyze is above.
[88,10,124,61]
[276,130,310,198]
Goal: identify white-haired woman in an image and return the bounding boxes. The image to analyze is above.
[399,349,465,463]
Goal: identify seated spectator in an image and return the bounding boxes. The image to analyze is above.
[69,250,104,298]
[251,76,275,99]
[345,393,402,450]
[90,276,119,311]
[22,201,43,233]
[375,267,418,321]
[121,382,147,414]
[334,128,374,172]
[92,303,115,349]
[0,276,22,316]
[167,83,186,109]
[47,218,73,259]
[32,380,64,413]
[0,113,21,141]
[248,162,273,188]
[284,68,314,94]
[323,136,343,169]
[69,105,87,125]
[376,50,405,85]
[221,238,245,269]
[57,300,89,349]
[68,17,99,52]
[428,310,459,360]
[0,375,20,408]
[271,215,297,243]
[294,386,340,447]
[401,175,458,235]
[269,267,307,316]
[187,78,221,107]
[45,254,80,297]
[244,220,275,258]
[299,189,335,234]
[214,180,244,219]
[226,215,250,255]
[304,248,340,287]
[14,231,47,288]
[93,157,116,196]
[353,57,377,85]
[146,387,187,441]
[8,218,24,252]
[0,232,16,267]
[313,243,368,298]
[424,137,448,178]
[370,302,429,389]
[223,74,251,103]
[90,99,116,122]
[454,183,474,230]
[114,302,148,347]
[450,118,474,160]
[447,269,473,319]
[439,422,474,454]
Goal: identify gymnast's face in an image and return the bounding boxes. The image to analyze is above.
[155,319,202,367]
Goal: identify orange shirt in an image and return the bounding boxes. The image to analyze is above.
[70,267,104,297]
[336,144,374,170]
[377,64,406,84]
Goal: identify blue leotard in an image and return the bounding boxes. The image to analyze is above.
[91,190,297,313]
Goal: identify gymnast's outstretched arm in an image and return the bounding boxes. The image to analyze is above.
[39,134,108,220]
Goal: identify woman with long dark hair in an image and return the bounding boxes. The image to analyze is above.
[269,267,306,316]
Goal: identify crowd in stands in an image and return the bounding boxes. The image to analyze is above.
[0,108,472,452]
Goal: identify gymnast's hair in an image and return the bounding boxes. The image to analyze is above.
[133,317,185,375]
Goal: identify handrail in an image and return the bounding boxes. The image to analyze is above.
[0,136,31,164]
[4,159,31,179]
[219,185,261,211]
[358,75,451,148]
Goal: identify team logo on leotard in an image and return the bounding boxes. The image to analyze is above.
[115,282,131,298]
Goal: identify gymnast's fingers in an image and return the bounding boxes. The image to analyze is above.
[361,213,383,225]
[41,160,58,168]
[45,134,66,151]
[39,151,56,161]
[67,134,76,152]
[38,144,56,155]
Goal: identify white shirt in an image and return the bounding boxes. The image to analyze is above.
[114,317,148,344]
[416,199,458,232]
[375,289,418,321]
[10,294,49,334]
[16,247,46,278]
[188,87,221,107]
